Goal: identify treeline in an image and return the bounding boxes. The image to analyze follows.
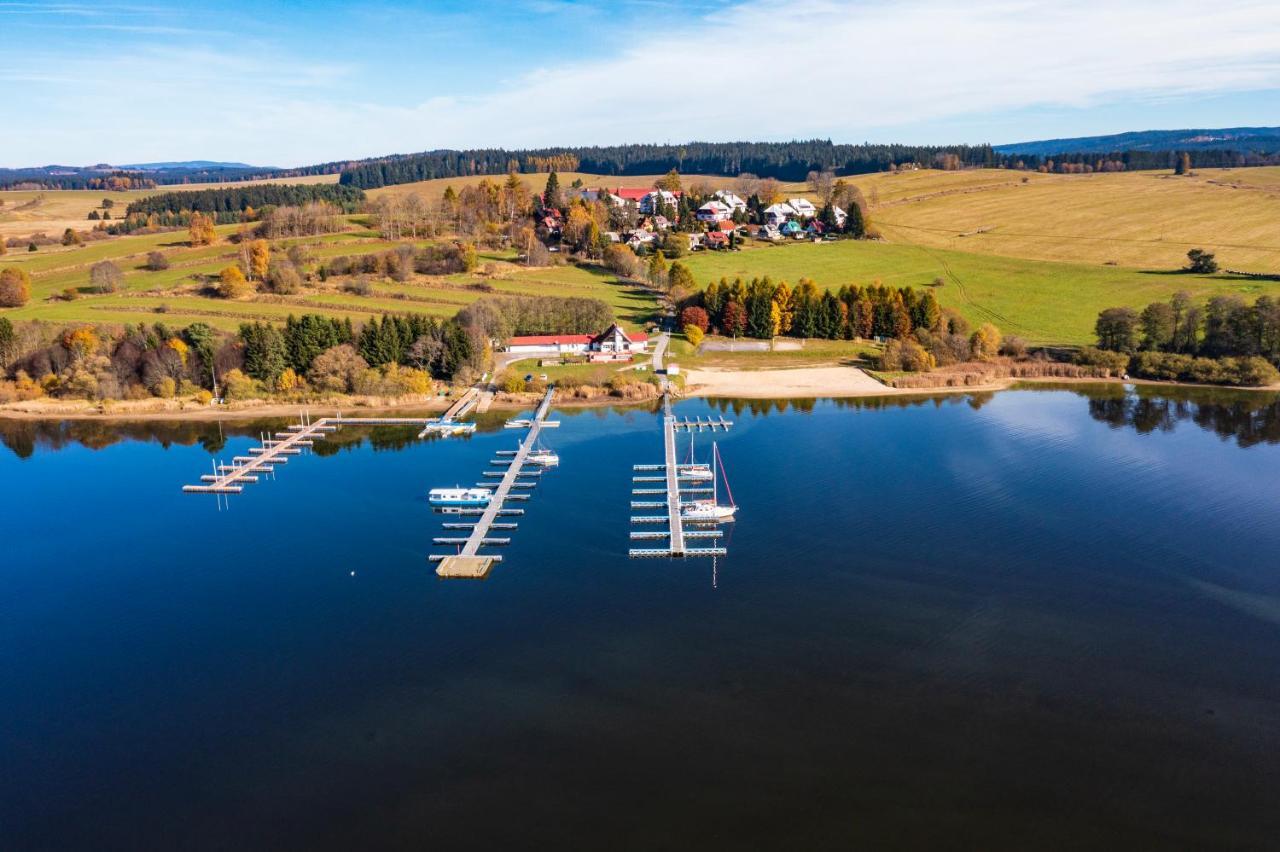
[1023,149,1280,173]
[0,309,490,404]
[455,295,614,340]
[1087,293,1280,386]
[338,141,1004,188]
[124,184,365,220]
[690,278,944,341]
[336,141,1280,190]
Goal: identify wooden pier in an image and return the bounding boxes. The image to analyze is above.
[434,387,557,579]
[628,391,732,558]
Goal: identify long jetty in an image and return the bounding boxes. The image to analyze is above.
[181,388,484,495]
[629,391,732,558]
[433,387,557,579]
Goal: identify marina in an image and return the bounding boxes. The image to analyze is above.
[629,391,734,559]
[433,387,558,579]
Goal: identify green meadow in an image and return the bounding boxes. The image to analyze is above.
[681,240,1280,344]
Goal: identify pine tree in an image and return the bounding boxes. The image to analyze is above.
[543,171,563,211]
[844,203,865,238]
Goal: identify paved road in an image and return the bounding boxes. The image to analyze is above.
[651,332,670,374]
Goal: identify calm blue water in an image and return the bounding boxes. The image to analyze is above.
[1,386,1279,849]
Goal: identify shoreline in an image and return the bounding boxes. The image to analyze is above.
[1,367,1275,422]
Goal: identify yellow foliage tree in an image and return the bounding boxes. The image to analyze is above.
[275,367,302,393]
[217,266,252,299]
[165,337,189,366]
[189,212,217,247]
[0,266,31,307]
[772,281,793,333]
[970,323,1002,362]
[248,239,270,281]
[62,326,100,361]
[684,324,704,347]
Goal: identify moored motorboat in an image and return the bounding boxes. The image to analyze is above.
[428,486,492,507]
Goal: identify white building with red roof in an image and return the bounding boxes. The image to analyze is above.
[505,323,648,361]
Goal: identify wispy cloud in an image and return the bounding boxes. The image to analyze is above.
[3,0,1280,166]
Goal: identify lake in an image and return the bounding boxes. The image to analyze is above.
[2,385,1278,849]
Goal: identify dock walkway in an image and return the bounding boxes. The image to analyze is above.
[628,390,732,558]
[435,387,556,578]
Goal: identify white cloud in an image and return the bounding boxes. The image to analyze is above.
[6,0,1280,165]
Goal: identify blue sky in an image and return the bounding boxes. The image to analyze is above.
[3,0,1279,167]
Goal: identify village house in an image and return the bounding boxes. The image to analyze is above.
[763,202,796,226]
[779,219,804,238]
[504,323,648,362]
[787,198,818,219]
[638,189,680,214]
[712,190,748,212]
[695,200,732,223]
[626,230,657,250]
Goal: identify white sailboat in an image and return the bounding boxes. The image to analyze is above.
[526,443,559,467]
[679,430,713,482]
[682,441,737,523]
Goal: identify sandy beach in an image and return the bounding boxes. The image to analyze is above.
[682,365,908,398]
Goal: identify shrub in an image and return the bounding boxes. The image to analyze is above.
[221,368,260,400]
[217,266,253,299]
[999,335,1028,359]
[969,323,1002,362]
[684,324,704,347]
[879,339,903,371]
[500,372,526,393]
[1075,346,1129,371]
[146,251,170,271]
[1228,356,1280,387]
[1186,357,1225,384]
[154,376,177,398]
[267,262,303,295]
[341,276,373,296]
[89,260,124,293]
[307,344,367,393]
[194,389,213,404]
[1130,351,1191,381]
[0,267,31,307]
[680,305,710,332]
[603,243,640,278]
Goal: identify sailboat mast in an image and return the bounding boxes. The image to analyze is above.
[712,440,718,505]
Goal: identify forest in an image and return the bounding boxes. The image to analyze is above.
[124,184,365,219]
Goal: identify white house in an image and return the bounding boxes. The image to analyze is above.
[763,202,796,226]
[626,230,657,250]
[504,323,648,361]
[787,198,818,219]
[639,189,680,214]
[713,190,747,212]
[695,200,732,223]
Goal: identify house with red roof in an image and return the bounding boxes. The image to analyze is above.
[505,323,648,361]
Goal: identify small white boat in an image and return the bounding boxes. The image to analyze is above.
[428,486,492,507]
[682,500,736,522]
[680,431,713,480]
[527,448,559,467]
[422,421,475,437]
[679,464,713,482]
[681,441,737,523]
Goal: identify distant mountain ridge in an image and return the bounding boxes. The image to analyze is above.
[119,160,272,171]
[996,127,1280,156]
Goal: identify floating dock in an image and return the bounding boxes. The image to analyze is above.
[435,387,557,579]
[628,391,732,558]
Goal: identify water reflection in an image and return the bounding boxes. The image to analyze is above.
[4,385,1280,459]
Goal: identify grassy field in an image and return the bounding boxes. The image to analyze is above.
[0,222,658,332]
[851,167,1280,272]
[681,238,1280,345]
